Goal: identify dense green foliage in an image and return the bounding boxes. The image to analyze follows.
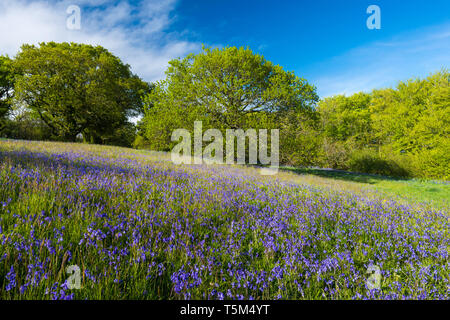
[138,46,448,180]
[7,42,150,145]
[140,46,319,165]
[1,42,447,180]
[0,56,15,132]
[1,110,53,141]
[319,70,449,180]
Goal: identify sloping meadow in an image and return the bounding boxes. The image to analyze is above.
[0,140,448,299]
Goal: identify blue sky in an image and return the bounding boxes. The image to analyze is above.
[0,0,449,98]
[171,0,450,96]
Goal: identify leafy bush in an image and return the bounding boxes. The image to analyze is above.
[1,117,53,141]
[102,122,137,148]
[347,149,411,178]
[321,139,350,169]
[133,134,152,150]
[412,145,450,181]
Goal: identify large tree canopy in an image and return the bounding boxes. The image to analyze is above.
[13,42,150,142]
[318,92,373,146]
[0,55,15,131]
[141,46,318,153]
[317,69,449,179]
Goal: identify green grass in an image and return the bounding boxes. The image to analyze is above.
[0,140,448,300]
[280,167,449,210]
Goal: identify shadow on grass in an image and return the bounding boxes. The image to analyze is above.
[280,167,408,185]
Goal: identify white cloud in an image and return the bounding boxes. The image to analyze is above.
[308,23,450,98]
[0,0,200,82]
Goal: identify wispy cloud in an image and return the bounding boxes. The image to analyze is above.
[1,1,448,100]
[0,0,201,82]
[308,23,450,98]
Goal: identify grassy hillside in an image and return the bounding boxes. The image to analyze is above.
[279,167,449,210]
[0,140,448,300]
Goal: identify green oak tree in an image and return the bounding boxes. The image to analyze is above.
[141,45,319,164]
[0,55,15,133]
[13,42,150,143]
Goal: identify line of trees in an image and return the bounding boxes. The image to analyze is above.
[1,43,448,180]
[136,46,449,180]
[318,72,449,180]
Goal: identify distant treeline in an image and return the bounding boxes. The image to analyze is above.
[1,43,448,180]
[316,74,449,180]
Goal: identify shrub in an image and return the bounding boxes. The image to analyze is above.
[133,134,152,150]
[412,145,450,181]
[321,139,350,169]
[347,149,411,178]
[1,117,53,141]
